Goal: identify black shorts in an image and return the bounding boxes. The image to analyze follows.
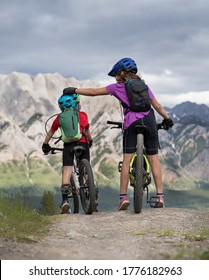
[123,110,159,155]
[63,142,90,166]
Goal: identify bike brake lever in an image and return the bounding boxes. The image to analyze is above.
[111,124,122,129]
[157,122,170,131]
[54,137,61,145]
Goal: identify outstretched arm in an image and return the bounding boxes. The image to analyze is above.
[76,87,109,96]
[63,86,109,96]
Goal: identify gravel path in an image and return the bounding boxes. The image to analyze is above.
[1,208,209,260]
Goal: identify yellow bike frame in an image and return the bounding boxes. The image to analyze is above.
[129,153,151,187]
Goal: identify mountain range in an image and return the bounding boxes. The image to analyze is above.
[0,72,208,191]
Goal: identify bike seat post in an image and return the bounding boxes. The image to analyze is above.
[71,146,86,164]
[135,125,147,135]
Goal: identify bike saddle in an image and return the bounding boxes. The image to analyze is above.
[71,146,86,156]
[135,124,147,134]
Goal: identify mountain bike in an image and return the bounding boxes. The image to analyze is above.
[49,145,98,214]
[107,120,167,213]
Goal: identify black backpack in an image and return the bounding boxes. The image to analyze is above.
[122,79,151,112]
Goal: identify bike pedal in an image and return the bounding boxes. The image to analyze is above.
[148,196,161,208]
[118,161,122,172]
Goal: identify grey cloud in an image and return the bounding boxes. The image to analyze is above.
[0,0,209,94]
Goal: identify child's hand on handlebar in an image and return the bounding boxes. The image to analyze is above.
[89,139,93,147]
[42,143,51,154]
[162,118,174,130]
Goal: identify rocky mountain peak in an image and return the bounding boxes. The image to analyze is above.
[0,72,209,190]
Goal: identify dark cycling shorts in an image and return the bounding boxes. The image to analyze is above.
[123,110,159,155]
[63,142,90,166]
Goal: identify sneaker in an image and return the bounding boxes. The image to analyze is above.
[60,201,70,214]
[118,196,130,210]
[157,195,164,208]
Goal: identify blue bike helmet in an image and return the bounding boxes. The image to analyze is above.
[58,94,80,111]
[108,58,138,77]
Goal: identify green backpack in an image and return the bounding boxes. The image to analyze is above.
[59,109,82,143]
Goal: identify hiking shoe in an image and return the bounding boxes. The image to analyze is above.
[118,196,130,210]
[156,195,164,208]
[60,201,70,214]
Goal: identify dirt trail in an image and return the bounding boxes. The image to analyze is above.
[1,208,209,260]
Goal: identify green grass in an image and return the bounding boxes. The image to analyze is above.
[99,159,118,179]
[173,248,209,260]
[0,195,51,242]
[27,158,60,186]
[164,188,209,210]
[0,158,60,188]
[127,230,147,236]
[184,230,209,241]
[156,229,176,237]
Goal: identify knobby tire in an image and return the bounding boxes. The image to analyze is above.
[79,159,96,214]
[69,176,79,213]
[134,133,144,213]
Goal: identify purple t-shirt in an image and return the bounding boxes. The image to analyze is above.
[106,82,155,129]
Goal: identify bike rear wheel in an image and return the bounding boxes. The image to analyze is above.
[69,176,79,213]
[134,133,144,213]
[79,159,96,214]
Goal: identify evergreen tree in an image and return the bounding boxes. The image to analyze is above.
[40,190,57,215]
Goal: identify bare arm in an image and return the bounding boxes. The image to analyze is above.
[151,97,170,119]
[43,129,55,144]
[85,127,92,141]
[76,87,109,96]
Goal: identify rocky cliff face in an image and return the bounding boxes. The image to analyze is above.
[0,72,208,190]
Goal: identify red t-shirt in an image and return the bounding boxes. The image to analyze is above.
[51,111,90,143]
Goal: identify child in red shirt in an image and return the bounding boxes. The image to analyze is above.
[42,94,93,214]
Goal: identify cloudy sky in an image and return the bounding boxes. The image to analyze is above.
[0,0,209,107]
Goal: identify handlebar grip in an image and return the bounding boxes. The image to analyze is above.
[107,121,121,125]
[157,122,171,131]
[157,123,163,130]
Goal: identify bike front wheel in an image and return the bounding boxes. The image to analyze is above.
[79,159,96,214]
[134,133,144,213]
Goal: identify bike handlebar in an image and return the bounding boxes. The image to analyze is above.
[48,147,64,154]
[45,146,86,156]
[106,121,123,129]
[107,120,170,131]
[44,122,169,155]
[156,123,166,130]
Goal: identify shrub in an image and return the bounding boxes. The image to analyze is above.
[39,190,57,215]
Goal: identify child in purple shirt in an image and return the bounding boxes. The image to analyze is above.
[106,82,155,129]
[63,58,173,210]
